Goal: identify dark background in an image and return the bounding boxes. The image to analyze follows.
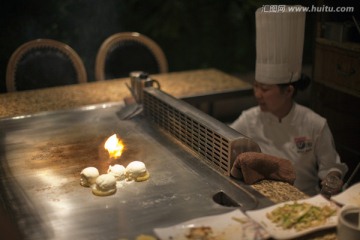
[0,0,322,93]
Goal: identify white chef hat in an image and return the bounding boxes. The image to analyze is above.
[255,5,306,84]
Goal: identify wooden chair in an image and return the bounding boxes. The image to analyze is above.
[6,39,87,92]
[95,32,168,81]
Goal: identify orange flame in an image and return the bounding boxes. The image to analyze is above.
[104,134,124,159]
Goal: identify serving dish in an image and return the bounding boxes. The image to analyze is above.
[246,195,339,240]
[331,182,360,207]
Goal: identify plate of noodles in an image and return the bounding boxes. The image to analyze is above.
[246,194,339,239]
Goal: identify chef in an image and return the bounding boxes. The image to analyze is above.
[230,6,348,196]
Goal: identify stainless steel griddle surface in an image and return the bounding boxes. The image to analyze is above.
[0,103,271,240]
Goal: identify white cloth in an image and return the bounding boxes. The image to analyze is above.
[230,103,348,196]
[255,6,306,84]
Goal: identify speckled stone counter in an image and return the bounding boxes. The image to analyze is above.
[0,69,337,239]
[0,69,251,119]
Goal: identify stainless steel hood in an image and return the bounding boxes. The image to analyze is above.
[0,89,271,239]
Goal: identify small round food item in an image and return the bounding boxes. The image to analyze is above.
[80,167,99,187]
[125,161,150,182]
[92,174,117,196]
[107,164,126,181]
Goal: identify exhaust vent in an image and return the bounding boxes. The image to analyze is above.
[143,88,260,176]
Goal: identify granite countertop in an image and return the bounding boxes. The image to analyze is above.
[0,69,251,119]
[0,68,337,239]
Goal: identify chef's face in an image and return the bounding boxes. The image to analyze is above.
[253,81,292,114]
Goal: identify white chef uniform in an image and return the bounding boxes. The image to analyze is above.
[230,103,348,195]
[230,6,348,196]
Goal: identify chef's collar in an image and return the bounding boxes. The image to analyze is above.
[261,102,297,124]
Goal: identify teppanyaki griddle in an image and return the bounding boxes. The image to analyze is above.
[0,91,271,239]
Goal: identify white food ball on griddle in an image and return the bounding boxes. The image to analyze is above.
[107,164,126,181]
[92,174,117,196]
[80,167,99,187]
[125,161,150,182]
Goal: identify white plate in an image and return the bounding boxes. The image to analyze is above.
[246,195,339,240]
[154,209,269,240]
[331,182,360,207]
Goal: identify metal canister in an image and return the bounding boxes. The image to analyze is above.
[320,174,342,199]
[129,71,160,103]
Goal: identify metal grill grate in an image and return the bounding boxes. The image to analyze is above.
[143,88,260,176]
